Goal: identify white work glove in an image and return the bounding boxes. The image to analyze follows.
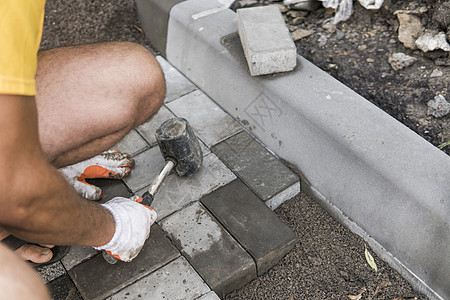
[59,150,135,200]
[94,196,157,262]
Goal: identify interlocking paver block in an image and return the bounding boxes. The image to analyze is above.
[112,129,149,157]
[139,153,236,220]
[69,224,179,300]
[47,274,83,300]
[156,56,197,103]
[167,90,242,147]
[37,262,66,283]
[237,6,296,76]
[160,201,256,297]
[201,179,296,275]
[211,131,299,209]
[123,147,166,193]
[137,105,176,147]
[109,256,210,300]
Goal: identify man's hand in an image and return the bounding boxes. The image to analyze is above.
[94,196,157,262]
[59,150,135,200]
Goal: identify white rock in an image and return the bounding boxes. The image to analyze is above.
[427,94,450,118]
[388,52,417,70]
[415,31,450,52]
[291,29,313,41]
[430,69,443,77]
[396,13,424,49]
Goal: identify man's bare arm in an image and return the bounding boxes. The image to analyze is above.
[0,94,115,247]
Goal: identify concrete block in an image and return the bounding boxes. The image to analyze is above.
[123,147,165,193]
[166,1,450,298]
[211,131,299,209]
[138,153,236,220]
[61,246,99,271]
[201,179,296,275]
[69,225,179,300]
[156,56,197,103]
[111,129,149,157]
[135,0,184,56]
[197,291,221,300]
[137,105,176,147]
[46,274,82,300]
[110,257,210,300]
[160,201,256,297]
[166,90,242,147]
[237,6,296,76]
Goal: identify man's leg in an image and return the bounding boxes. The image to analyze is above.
[3,41,165,262]
[36,41,165,167]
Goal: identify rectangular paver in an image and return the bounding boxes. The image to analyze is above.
[47,274,83,300]
[211,131,299,209]
[201,179,296,275]
[156,56,197,103]
[112,129,149,157]
[167,90,242,147]
[123,147,166,193]
[160,201,256,297]
[138,153,236,220]
[69,224,179,300]
[109,256,210,300]
[137,105,176,147]
[237,6,296,76]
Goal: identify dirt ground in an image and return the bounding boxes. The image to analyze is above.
[232,0,450,155]
[40,1,433,299]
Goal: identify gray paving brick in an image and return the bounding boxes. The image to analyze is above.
[137,105,175,147]
[211,131,299,207]
[69,224,179,300]
[61,246,99,271]
[237,6,296,76]
[47,274,83,300]
[156,56,197,103]
[123,147,166,193]
[109,256,210,300]
[201,179,296,275]
[196,291,221,300]
[160,201,256,297]
[112,129,149,157]
[167,90,242,147]
[138,153,236,220]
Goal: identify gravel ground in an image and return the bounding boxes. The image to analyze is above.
[41,1,430,299]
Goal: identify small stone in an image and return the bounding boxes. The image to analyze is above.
[358,44,367,51]
[236,0,258,8]
[291,28,313,41]
[269,3,288,13]
[430,69,443,77]
[396,13,424,49]
[286,10,308,18]
[427,94,450,118]
[284,0,321,11]
[318,33,328,47]
[321,18,336,33]
[336,29,345,40]
[415,31,450,52]
[388,52,417,70]
[366,58,375,63]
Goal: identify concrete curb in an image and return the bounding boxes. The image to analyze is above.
[136,1,450,299]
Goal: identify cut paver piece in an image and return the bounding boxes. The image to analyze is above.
[167,89,242,147]
[69,224,179,300]
[160,201,256,297]
[211,130,300,209]
[109,256,210,300]
[237,6,296,76]
[140,153,236,220]
[137,105,176,147]
[201,179,296,275]
[156,56,197,102]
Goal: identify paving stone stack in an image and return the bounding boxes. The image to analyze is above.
[42,56,299,300]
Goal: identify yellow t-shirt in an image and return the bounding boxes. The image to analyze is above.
[0,0,46,96]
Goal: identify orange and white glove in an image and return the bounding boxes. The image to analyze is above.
[94,196,157,262]
[59,150,135,200]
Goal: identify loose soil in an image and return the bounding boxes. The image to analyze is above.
[40,1,435,299]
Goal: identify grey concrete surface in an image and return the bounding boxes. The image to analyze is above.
[237,6,296,75]
[163,0,450,298]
